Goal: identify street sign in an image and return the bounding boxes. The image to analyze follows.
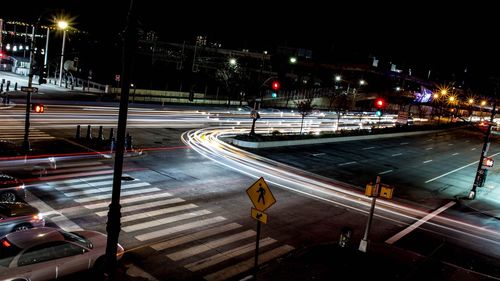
[20,86,38,93]
[251,208,268,224]
[246,177,276,212]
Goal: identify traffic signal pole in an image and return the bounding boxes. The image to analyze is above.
[22,26,36,153]
[104,0,136,279]
[469,101,496,199]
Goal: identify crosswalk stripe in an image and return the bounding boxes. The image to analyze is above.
[83,192,173,209]
[46,174,116,184]
[54,161,105,169]
[204,245,294,281]
[74,187,160,203]
[4,136,54,140]
[123,209,211,232]
[98,200,191,218]
[56,180,114,191]
[136,216,226,241]
[151,223,242,251]
[185,237,276,272]
[50,166,112,177]
[167,230,255,261]
[64,182,150,197]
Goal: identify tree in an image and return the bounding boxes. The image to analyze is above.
[296,99,314,134]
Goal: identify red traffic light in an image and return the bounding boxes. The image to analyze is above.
[483,157,494,168]
[375,98,385,109]
[271,81,280,91]
[32,104,44,113]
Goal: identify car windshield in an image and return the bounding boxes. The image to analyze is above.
[0,237,22,267]
[61,230,92,248]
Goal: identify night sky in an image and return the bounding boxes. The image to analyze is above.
[2,1,499,79]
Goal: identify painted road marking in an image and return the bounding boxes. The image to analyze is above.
[423,160,433,163]
[392,153,402,157]
[84,192,174,209]
[75,188,160,203]
[338,161,357,166]
[386,201,456,244]
[312,153,326,156]
[425,147,433,150]
[136,216,227,241]
[362,146,376,150]
[378,170,393,175]
[452,153,459,156]
[96,198,187,217]
[123,210,211,232]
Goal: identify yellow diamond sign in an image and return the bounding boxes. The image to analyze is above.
[246,177,276,212]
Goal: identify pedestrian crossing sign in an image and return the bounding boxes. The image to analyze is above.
[246,177,276,212]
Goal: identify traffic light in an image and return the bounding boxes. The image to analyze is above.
[375,110,383,117]
[374,97,386,109]
[38,65,47,85]
[32,104,44,113]
[271,80,280,98]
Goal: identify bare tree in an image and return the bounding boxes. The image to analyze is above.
[296,99,314,134]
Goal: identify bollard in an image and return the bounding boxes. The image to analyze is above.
[0,83,3,92]
[1,79,4,84]
[110,137,115,152]
[14,82,17,91]
[126,133,133,151]
[98,126,104,140]
[86,125,92,139]
[6,81,10,92]
[108,127,114,140]
[6,95,10,105]
[2,96,5,105]
[76,125,81,139]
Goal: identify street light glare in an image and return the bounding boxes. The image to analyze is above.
[229,58,237,65]
[289,57,297,64]
[359,80,366,85]
[468,99,474,104]
[335,75,341,81]
[58,21,68,30]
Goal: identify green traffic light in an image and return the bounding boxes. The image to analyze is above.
[376,110,382,117]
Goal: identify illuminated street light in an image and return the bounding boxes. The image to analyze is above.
[359,80,366,85]
[289,57,297,64]
[335,75,341,82]
[441,89,447,95]
[58,20,69,87]
[433,93,439,99]
[229,58,237,66]
[468,98,474,104]
[449,96,455,102]
[481,100,487,106]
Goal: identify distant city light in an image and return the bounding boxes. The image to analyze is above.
[396,87,400,91]
[359,80,366,85]
[441,89,447,95]
[468,99,474,104]
[481,100,487,106]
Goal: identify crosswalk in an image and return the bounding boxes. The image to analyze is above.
[0,126,53,140]
[27,160,294,281]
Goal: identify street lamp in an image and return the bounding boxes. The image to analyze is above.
[480,100,487,119]
[57,20,68,87]
[289,56,297,64]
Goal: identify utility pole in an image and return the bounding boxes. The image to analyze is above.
[469,100,497,199]
[104,0,136,279]
[22,25,36,153]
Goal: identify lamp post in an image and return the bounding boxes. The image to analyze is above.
[57,20,68,87]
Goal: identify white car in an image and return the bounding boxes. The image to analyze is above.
[0,227,124,281]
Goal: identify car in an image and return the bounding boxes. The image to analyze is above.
[0,227,125,281]
[0,202,45,236]
[0,174,25,203]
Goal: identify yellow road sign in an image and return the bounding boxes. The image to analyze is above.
[246,177,276,212]
[251,208,268,224]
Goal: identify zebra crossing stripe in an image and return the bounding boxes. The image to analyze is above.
[135,216,226,241]
[151,223,242,251]
[167,230,255,261]
[83,192,173,209]
[185,237,276,272]
[49,166,111,177]
[56,180,114,191]
[64,182,150,197]
[204,245,295,281]
[46,174,115,184]
[122,210,211,232]
[74,187,160,203]
[100,201,193,219]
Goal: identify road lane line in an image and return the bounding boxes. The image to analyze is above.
[471,148,477,151]
[400,142,409,145]
[48,174,116,184]
[56,180,114,191]
[312,153,326,156]
[385,201,456,245]
[362,147,376,150]
[448,143,454,146]
[425,147,433,150]
[423,160,433,163]
[391,153,402,157]
[378,170,393,175]
[338,161,357,166]
[167,230,255,261]
[151,223,241,251]
[204,245,294,281]
[95,198,186,217]
[452,153,459,156]
[136,216,226,241]
[425,151,500,183]
[123,210,211,232]
[185,237,276,272]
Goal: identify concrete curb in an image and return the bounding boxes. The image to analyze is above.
[232,129,443,148]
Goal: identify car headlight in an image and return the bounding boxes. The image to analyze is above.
[16,184,25,190]
[33,213,43,220]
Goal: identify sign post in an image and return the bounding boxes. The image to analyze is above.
[246,177,276,281]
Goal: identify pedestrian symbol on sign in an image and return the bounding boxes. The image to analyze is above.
[246,177,276,212]
[257,184,266,205]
